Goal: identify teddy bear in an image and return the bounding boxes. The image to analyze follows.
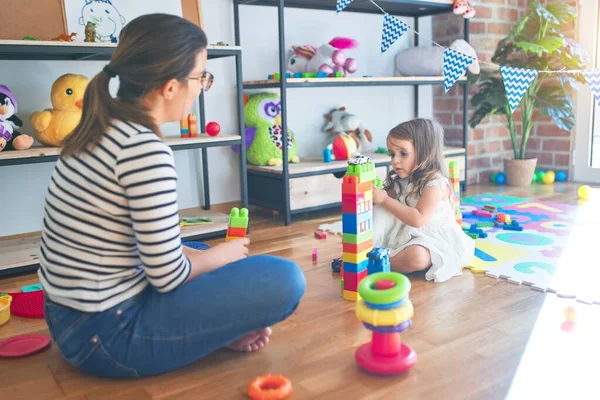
[286,37,358,76]
[0,85,34,152]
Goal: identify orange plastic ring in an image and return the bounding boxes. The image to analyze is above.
[248,374,292,400]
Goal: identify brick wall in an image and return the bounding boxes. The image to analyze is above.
[433,0,577,184]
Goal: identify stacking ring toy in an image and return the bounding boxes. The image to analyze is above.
[358,272,411,304]
[355,272,417,376]
[248,374,292,400]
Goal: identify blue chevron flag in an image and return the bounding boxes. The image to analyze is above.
[443,47,474,92]
[582,69,600,108]
[336,0,354,13]
[381,14,409,53]
[500,66,538,113]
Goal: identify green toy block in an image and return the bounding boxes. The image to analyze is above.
[334,71,343,77]
[228,207,249,228]
[475,221,495,227]
[373,177,383,190]
[346,161,376,183]
[375,146,387,154]
[467,232,478,239]
[273,73,281,80]
[449,160,458,168]
[342,231,373,244]
[21,283,43,292]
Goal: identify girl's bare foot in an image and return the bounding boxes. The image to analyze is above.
[226,327,272,352]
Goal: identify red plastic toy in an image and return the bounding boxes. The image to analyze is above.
[354,272,417,375]
[206,121,221,136]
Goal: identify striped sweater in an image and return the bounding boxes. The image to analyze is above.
[38,120,191,312]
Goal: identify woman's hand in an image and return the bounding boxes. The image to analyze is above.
[210,238,250,265]
[185,238,250,282]
[372,186,389,205]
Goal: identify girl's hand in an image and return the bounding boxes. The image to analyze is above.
[372,186,389,205]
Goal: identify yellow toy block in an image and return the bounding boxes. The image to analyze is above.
[344,290,361,302]
[343,249,370,264]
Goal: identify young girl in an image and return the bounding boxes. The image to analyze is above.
[372,118,475,283]
[38,14,305,379]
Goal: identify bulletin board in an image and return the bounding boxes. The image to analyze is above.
[0,0,204,41]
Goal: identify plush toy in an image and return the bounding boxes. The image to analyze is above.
[30,73,89,147]
[323,106,373,160]
[453,0,476,18]
[287,37,358,76]
[0,85,34,152]
[233,92,299,167]
[394,39,480,77]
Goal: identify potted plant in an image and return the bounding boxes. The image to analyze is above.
[469,1,587,186]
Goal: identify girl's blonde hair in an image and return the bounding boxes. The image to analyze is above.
[383,118,448,201]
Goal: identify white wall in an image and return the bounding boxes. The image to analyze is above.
[0,0,431,237]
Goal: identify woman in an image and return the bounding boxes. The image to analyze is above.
[39,13,306,379]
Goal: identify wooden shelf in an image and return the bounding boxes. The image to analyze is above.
[247,147,465,177]
[243,76,467,89]
[0,208,229,274]
[0,40,242,61]
[0,134,241,166]
[235,0,453,17]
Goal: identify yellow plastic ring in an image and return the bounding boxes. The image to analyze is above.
[355,298,413,327]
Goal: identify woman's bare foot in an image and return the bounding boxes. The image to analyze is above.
[226,327,272,352]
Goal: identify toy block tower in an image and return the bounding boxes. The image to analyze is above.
[449,161,462,225]
[226,207,249,242]
[342,155,376,302]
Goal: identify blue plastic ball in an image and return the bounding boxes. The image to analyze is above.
[495,172,506,185]
[556,170,567,182]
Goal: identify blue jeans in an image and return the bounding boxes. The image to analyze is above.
[43,242,306,378]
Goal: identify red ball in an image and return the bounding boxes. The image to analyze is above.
[206,121,220,136]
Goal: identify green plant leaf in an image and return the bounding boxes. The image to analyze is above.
[514,36,565,55]
[545,2,577,24]
[534,85,576,131]
[530,1,560,25]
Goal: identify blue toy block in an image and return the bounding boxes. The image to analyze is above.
[316,71,328,78]
[342,210,373,235]
[343,259,369,273]
[367,247,391,274]
[293,72,303,78]
[323,148,332,163]
[503,224,523,231]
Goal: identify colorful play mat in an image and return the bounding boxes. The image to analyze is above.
[461,193,599,305]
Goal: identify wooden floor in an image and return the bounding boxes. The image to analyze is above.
[1,182,599,400]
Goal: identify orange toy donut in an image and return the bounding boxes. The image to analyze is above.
[248,374,292,400]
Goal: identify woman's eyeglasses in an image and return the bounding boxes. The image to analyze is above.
[188,71,214,91]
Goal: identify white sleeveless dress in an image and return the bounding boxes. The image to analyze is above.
[372,174,475,283]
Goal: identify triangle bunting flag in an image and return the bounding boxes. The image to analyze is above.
[443,47,475,92]
[381,14,409,53]
[336,0,354,13]
[582,69,600,108]
[500,66,538,113]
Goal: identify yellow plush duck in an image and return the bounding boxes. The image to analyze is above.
[30,73,89,147]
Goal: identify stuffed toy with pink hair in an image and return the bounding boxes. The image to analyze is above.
[286,37,358,76]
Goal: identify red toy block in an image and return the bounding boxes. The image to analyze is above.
[227,226,247,238]
[343,238,373,254]
[472,210,493,218]
[342,195,373,214]
[314,231,326,239]
[496,213,506,223]
[343,269,367,291]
